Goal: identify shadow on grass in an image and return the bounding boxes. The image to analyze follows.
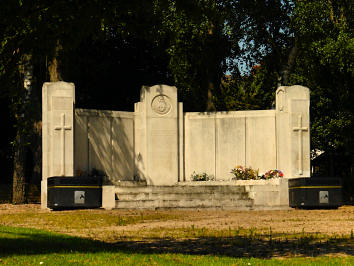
[113,235,354,258]
[0,226,353,258]
[0,227,115,256]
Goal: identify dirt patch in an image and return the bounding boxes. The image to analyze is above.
[0,204,353,236]
[0,204,46,213]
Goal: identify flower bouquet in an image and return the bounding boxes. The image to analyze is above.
[262,169,284,179]
[191,171,215,181]
[231,165,258,180]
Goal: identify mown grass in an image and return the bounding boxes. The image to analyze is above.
[0,210,180,228]
[0,226,353,265]
[0,207,353,264]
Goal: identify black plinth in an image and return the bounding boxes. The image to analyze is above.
[288,177,342,209]
[47,176,102,210]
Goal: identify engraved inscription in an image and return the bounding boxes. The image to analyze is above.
[151,95,171,115]
[53,96,72,110]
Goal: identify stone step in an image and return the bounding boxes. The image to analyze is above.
[116,185,247,194]
[116,191,251,201]
[115,198,254,209]
[114,185,254,209]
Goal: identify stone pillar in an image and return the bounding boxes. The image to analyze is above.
[276,85,310,178]
[134,85,181,185]
[42,82,75,208]
[102,185,115,210]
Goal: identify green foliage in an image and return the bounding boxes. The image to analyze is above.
[217,0,295,111]
[223,0,354,174]
[154,0,235,111]
[219,64,277,111]
[226,0,294,76]
[290,0,354,157]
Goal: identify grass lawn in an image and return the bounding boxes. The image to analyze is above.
[0,205,353,265]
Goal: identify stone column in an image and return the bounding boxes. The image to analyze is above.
[134,85,180,185]
[276,85,310,178]
[42,82,75,208]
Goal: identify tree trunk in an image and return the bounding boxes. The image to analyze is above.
[48,41,63,82]
[12,133,26,204]
[31,121,42,184]
[206,82,216,112]
[279,40,298,86]
[12,54,33,204]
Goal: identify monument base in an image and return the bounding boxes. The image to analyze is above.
[47,176,102,210]
[107,179,290,210]
[289,177,342,209]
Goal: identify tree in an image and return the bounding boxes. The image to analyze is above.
[224,0,353,183]
[151,0,236,111]
[217,0,295,111]
[1,0,235,201]
[290,0,354,178]
[0,0,128,202]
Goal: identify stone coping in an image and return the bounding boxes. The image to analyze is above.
[184,109,275,118]
[75,108,134,118]
[178,178,286,186]
[109,178,290,187]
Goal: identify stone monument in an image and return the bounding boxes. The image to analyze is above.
[42,82,310,210]
[134,85,183,185]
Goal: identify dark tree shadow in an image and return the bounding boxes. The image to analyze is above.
[112,235,354,258]
[0,228,114,256]
[1,227,353,258]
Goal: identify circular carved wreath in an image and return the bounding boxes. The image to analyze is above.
[151,95,171,115]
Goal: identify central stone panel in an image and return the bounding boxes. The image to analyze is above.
[135,85,179,185]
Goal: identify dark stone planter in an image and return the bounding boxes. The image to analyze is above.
[47,176,102,210]
[288,177,342,209]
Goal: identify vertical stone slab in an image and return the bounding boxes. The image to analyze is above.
[74,109,135,184]
[276,85,310,178]
[111,111,134,183]
[215,112,246,180]
[184,113,216,180]
[275,87,290,177]
[42,82,75,208]
[134,102,147,181]
[178,103,184,182]
[74,109,89,175]
[88,112,112,176]
[246,111,276,174]
[134,85,179,185]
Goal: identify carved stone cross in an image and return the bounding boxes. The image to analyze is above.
[292,115,308,175]
[54,113,72,176]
